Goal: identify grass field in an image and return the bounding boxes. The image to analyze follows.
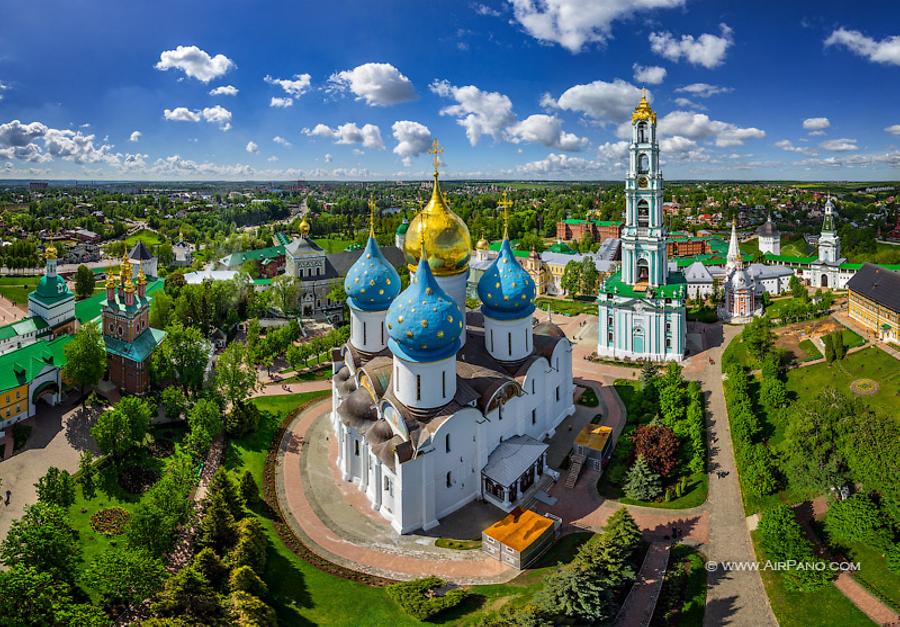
[751,530,872,627]
[687,305,717,323]
[797,339,822,361]
[313,237,354,254]
[123,229,162,248]
[535,296,597,316]
[780,238,811,257]
[841,541,900,613]
[0,275,39,305]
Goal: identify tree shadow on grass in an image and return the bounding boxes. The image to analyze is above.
[263,540,314,626]
[428,593,487,624]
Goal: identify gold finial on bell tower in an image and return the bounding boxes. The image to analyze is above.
[497,190,513,240]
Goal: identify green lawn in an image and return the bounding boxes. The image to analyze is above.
[740,238,761,258]
[780,239,811,257]
[687,306,717,323]
[122,229,162,248]
[842,328,865,349]
[797,339,822,362]
[0,275,39,305]
[751,530,872,627]
[534,296,598,316]
[613,471,708,510]
[842,542,900,613]
[785,346,899,417]
[313,237,354,254]
[652,544,706,626]
[281,368,332,384]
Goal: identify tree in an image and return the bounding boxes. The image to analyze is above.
[62,323,107,404]
[149,288,174,328]
[632,425,679,477]
[270,274,298,314]
[789,274,805,299]
[152,321,209,392]
[739,444,780,497]
[535,562,611,624]
[0,565,107,627]
[199,492,238,554]
[229,591,278,626]
[758,505,831,591]
[91,396,153,460]
[229,518,268,575]
[185,398,224,458]
[192,547,230,592]
[759,377,788,411]
[229,565,268,596]
[214,341,258,415]
[78,451,97,499]
[240,470,259,507]
[160,385,187,420]
[600,508,642,558]
[560,260,581,296]
[74,264,95,299]
[579,256,599,296]
[152,565,225,623]
[840,408,900,505]
[824,493,891,548]
[83,547,166,608]
[623,456,662,501]
[0,502,81,583]
[781,388,851,494]
[126,452,196,556]
[35,467,76,509]
[742,316,774,364]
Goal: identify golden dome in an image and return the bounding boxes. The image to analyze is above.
[403,139,471,276]
[44,244,57,260]
[299,216,311,236]
[137,267,147,286]
[119,252,132,285]
[105,271,117,289]
[632,89,656,124]
[476,234,490,251]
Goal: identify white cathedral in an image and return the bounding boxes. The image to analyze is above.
[330,143,575,534]
[597,94,688,362]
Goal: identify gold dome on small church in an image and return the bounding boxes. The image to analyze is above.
[298,216,311,237]
[403,139,471,276]
[476,233,490,251]
[631,89,656,124]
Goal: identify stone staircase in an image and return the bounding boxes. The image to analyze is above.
[565,453,586,488]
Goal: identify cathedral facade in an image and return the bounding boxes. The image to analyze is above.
[330,147,574,534]
[596,95,687,362]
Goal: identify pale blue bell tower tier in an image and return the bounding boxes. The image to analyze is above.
[344,236,401,312]
[386,256,463,362]
[477,239,536,320]
[597,93,687,363]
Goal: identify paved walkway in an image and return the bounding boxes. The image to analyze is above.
[834,572,900,626]
[0,398,99,543]
[615,541,672,627]
[252,379,331,397]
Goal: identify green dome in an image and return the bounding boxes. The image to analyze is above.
[395,221,409,235]
[33,274,71,302]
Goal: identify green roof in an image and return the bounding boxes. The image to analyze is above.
[30,274,72,305]
[396,222,409,235]
[599,271,687,300]
[562,218,622,227]
[0,317,50,342]
[225,245,285,268]
[274,231,291,246]
[488,241,530,258]
[0,335,72,392]
[253,278,273,285]
[841,262,900,272]
[763,253,817,265]
[548,242,577,254]
[103,327,166,364]
[75,278,164,324]
[675,254,728,267]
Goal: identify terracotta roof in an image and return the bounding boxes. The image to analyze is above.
[483,507,554,552]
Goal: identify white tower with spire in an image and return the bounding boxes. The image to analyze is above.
[818,197,842,264]
[726,218,741,274]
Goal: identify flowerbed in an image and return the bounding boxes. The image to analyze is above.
[90,507,131,535]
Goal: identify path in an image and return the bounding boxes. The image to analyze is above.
[0,399,98,543]
[834,572,900,626]
[615,541,672,627]
[252,379,331,397]
[686,323,777,627]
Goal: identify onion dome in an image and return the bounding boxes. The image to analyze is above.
[731,268,752,290]
[44,243,57,260]
[386,255,463,362]
[476,234,490,251]
[631,89,656,124]
[344,236,401,311]
[119,252,132,284]
[137,267,147,286]
[396,218,409,236]
[402,140,471,276]
[105,272,117,289]
[299,216,311,237]
[478,239,536,320]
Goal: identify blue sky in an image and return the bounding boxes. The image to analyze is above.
[1,0,899,181]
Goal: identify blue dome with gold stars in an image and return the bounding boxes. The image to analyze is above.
[477,239,536,320]
[344,236,401,312]
[386,256,463,362]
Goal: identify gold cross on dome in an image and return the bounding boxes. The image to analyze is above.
[367,197,377,237]
[428,138,444,174]
[498,190,513,239]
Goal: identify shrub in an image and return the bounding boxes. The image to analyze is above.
[623,456,662,501]
[386,576,470,621]
[229,591,277,627]
[758,505,831,592]
[886,544,900,575]
[739,444,780,497]
[632,424,679,477]
[230,565,268,597]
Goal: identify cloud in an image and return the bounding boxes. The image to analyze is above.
[798,151,900,170]
[596,141,629,168]
[507,114,588,151]
[673,97,706,110]
[473,3,502,16]
[154,45,235,82]
[675,83,733,98]
[267,156,278,162]
[324,153,333,163]
[518,153,600,175]
[391,120,432,165]
[270,97,293,108]
[886,124,900,136]
[246,141,259,154]
[209,85,238,96]
[0,80,8,101]
[430,80,515,145]
[546,78,642,123]
[659,135,697,154]
[649,24,733,68]
[508,0,684,53]
[774,139,814,155]
[163,107,200,123]
[162,105,232,130]
[328,63,416,106]
[632,64,666,85]
[820,138,859,151]
[824,28,900,66]
[656,111,765,146]
[0,120,122,165]
[129,131,141,142]
[273,135,292,147]
[264,73,312,97]
[802,117,830,131]
[302,123,385,149]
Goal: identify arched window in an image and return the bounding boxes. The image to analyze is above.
[637,259,650,282]
[637,200,650,227]
[446,471,452,488]
[445,433,451,453]
[637,122,647,143]
[638,153,649,174]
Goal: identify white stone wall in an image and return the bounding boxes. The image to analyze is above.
[349,307,388,353]
[598,298,686,362]
[392,355,457,409]
[483,315,532,362]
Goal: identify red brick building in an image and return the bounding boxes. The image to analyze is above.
[556,218,622,242]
